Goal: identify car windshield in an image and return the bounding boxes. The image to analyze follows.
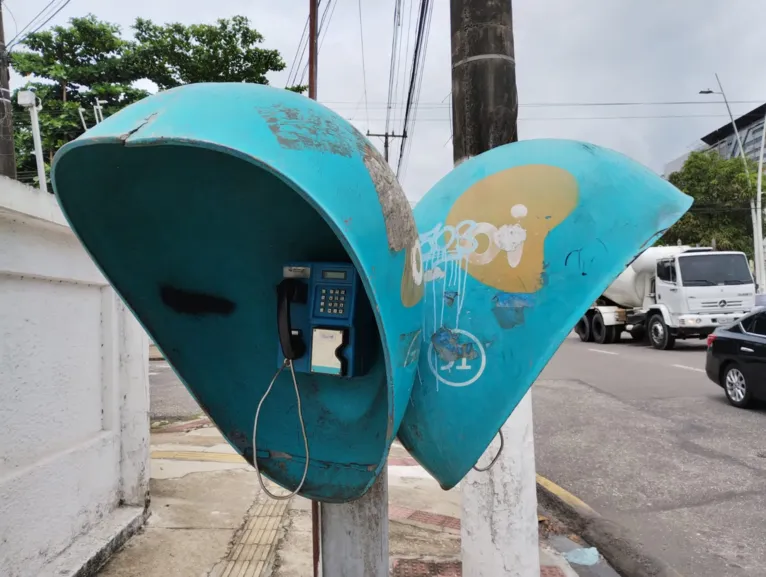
[677,253,753,286]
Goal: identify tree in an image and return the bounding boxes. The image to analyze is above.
[11,14,304,185]
[11,15,148,183]
[663,151,759,257]
[132,16,305,92]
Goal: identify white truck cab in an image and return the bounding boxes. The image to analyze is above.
[576,247,755,350]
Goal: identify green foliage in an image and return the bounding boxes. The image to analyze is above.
[11,14,299,184]
[132,16,286,89]
[662,151,759,257]
[11,15,148,183]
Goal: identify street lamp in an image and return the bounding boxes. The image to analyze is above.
[700,74,764,293]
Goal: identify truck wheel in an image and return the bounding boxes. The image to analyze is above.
[648,315,675,350]
[575,315,592,342]
[629,327,646,342]
[592,312,614,344]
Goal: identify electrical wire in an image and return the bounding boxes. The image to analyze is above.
[321,99,766,109]
[396,0,433,176]
[2,1,18,38]
[356,0,370,128]
[252,360,311,501]
[384,0,403,134]
[285,17,310,88]
[7,0,59,46]
[8,0,72,50]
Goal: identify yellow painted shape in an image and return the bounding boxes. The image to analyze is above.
[445,164,578,293]
[151,450,246,464]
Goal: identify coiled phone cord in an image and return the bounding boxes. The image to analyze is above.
[252,359,311,500]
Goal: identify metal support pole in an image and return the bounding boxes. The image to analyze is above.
[29,103,47,193]
[756,112,766,291]
[714,74,762,283]
[450,1,539,575]
[320,468,389,577]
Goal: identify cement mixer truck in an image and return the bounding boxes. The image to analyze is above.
[575,246,755,350]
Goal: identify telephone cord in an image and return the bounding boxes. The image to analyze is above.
[252,359,311,500]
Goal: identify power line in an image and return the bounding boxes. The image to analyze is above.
[356,0,370,128]
[7,0,58,46]
[384,0,403,134]
[3,1,18,38]
[8,0,72,50]
[396,0,433,176]
[348,113,755,123]
[285,16,310,88]
[322,99,766,109]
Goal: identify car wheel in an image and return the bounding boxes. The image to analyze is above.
[649,315,675,350]
[722,364,752,408]
[575,315,592,342]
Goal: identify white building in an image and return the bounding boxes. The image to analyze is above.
[0,177,150,577]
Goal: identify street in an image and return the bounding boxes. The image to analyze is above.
[536,335,766,577]
[149,335,766,577]
[149,361,203,421]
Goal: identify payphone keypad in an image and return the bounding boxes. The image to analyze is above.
[317,287,348,317]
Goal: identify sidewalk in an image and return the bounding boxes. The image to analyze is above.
[96,419,619,577]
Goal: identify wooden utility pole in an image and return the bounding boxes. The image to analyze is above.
[308,0,318,100]
[0,2,17,179]
[450,1,539,576]
[366,131,406,163]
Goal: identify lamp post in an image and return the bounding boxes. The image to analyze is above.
[700,74,764,291]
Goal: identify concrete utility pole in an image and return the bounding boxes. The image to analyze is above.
[308,0,388,572]
[450,1,540,575]
[0,2,17,179]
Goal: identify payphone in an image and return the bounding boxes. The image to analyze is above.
[277,262,365,377]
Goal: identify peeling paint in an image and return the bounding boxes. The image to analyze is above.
[492,293,534,329]
[257,104,356,156]
[361,143,417,252]
[444,291,458,307]
[431,327,478,363]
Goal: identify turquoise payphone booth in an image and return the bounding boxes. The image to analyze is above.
[397,139,692,490]
[51,83,422,502]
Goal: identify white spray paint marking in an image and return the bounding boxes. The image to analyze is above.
[587,348,619,355]
[672,364,705,373]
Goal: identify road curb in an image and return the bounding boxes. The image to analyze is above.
[536,474,684,577]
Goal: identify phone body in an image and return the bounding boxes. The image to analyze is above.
[277,262,370,377]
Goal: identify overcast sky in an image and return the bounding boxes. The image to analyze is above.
[8,0,766,201]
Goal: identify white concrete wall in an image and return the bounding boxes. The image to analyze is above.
[0,177,150,577]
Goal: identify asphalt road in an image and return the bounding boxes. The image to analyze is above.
[535,334,766,577]
[149,360,201,421]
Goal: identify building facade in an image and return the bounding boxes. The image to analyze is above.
[664,103,766,176]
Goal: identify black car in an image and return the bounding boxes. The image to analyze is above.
[706,308,766,408]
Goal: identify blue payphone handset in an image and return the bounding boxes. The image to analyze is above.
[276,262,366,377]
